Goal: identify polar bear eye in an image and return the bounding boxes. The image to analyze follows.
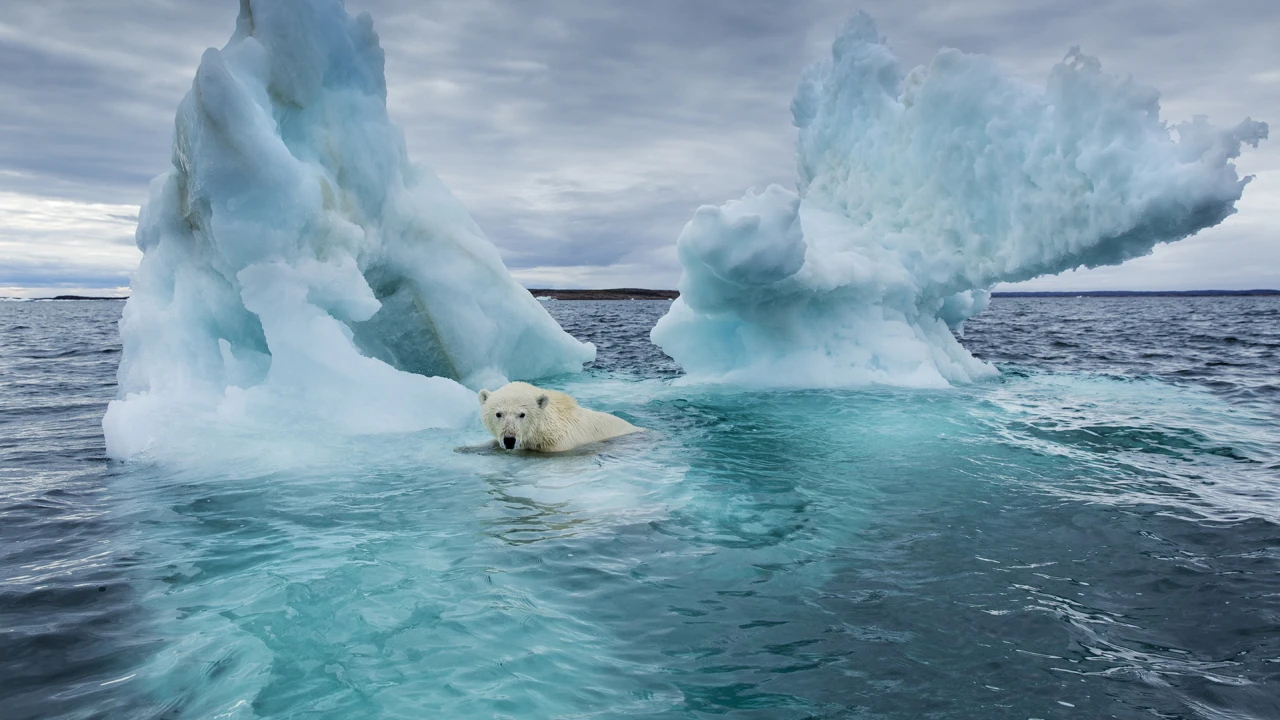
[495,412,503,418]
[518,412,526,418]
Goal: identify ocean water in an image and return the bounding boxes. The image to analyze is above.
[2,297,1278,720]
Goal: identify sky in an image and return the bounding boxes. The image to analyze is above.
[1,0,1276,297]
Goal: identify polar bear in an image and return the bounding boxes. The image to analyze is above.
[478,381,641,452]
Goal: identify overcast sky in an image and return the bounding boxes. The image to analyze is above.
[1,0,1276,297]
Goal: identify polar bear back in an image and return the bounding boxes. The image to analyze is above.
[479,382,641,452]
[540,398,640,452]
[529,387,639,452]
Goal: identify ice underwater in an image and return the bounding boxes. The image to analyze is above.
[651,14,1268,388]
[102,0,593,458]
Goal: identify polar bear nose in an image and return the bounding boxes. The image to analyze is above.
[503,436,517,450]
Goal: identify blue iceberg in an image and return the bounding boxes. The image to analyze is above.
[104,0,593,458]
[652,14,1267,388]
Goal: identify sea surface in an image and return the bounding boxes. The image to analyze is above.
[2,297,1278,719]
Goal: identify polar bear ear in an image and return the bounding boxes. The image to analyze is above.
[536,394,549,409]
[478,390,490,405]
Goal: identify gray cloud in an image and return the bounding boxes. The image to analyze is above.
[1,0,1276,293]
[0,262,128,290]
[0,2,232,203]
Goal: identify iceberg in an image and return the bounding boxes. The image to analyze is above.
[103,0,594,459]
[651,13,1267,388]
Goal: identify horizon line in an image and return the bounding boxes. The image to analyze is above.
[8,288,1279,301]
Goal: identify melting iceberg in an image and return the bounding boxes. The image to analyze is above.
[104,0,593,458]
[652,14,1267,388]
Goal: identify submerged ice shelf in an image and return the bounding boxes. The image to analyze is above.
[652,13,1268,388]
[104,0,593,458]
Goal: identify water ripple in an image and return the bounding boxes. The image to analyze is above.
[2,298,1278,719]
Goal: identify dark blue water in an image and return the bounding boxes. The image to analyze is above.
[2,297,1278,719]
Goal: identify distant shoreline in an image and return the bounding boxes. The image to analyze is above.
[4,288,1278,302]
[989,289,1280,298]
[528,288,679,300]
[529,288,1280,300]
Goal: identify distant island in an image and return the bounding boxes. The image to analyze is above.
[990,289,1280,298]
[530,289,1280,300]
[528,288,679,300]
[0,295,130,301]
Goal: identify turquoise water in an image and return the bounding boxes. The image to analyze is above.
[2,298,1279,719]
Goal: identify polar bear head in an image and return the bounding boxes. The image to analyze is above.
[478,381,551,450]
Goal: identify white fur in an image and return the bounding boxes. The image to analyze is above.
[478,381,641,452]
